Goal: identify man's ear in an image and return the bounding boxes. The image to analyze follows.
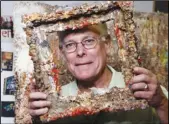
[104,38,112,55]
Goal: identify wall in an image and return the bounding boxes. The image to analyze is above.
[1,1,154,15]
[1,40,15,123]
[1,1,153,124]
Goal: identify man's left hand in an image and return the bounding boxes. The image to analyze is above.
[130,67,166,108]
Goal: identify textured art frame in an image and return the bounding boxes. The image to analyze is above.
[13,1,153,124]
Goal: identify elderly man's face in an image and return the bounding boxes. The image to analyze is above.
[61,31,108,81]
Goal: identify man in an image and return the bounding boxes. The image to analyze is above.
[29,23,168,124]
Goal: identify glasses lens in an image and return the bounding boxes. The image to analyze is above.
[63,37,99,53]
[64,42,76,53]
[83,38,97,49]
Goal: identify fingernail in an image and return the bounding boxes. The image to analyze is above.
[45,107,49,112]
[134,67,138,71]
[47,101,51,105]
[43,94,47,99]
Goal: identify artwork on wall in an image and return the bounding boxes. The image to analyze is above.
[3,76,16,95]
[1,16,14,40]
[1,51,13,71]
[1,16,13,29]
[153,1,168,13]
[1,101,15,117]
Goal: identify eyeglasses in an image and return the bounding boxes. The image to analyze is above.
[62,37,99,53]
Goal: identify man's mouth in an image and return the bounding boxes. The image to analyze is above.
[75,62,93,66]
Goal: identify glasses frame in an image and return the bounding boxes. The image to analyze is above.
[62,37,101,53]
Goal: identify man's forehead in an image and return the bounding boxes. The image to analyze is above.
[63,31,98,42]
[58,23,108,42]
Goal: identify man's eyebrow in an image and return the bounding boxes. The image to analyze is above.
[82,35,96,41]
[64,36,96,43]
[63,39,76,44]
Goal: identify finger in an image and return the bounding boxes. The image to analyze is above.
[130,74,151,84]
[29,107,49,116]
[130,82,148,91]
[29,101,51,109]
[133,67,153,76]
[29,92,47,100]
[133,91,153,100]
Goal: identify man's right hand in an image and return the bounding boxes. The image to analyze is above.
[28,92,51,116]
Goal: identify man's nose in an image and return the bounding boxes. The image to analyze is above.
[76,43,86,57]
